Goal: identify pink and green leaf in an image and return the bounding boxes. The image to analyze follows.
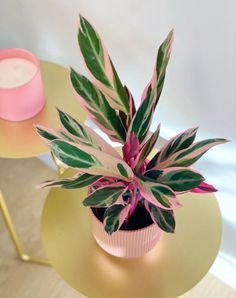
[136,176,180,209]
[135,124,161,171]
[145,201,175,233]
[103,203,131,234]
[128,30,173,144]
[70,68,126,143]
[49,139,133,181]
[147,127,198,170]
[155,167,205,191]
[57,109,121,158]
[38,173,102,189]
[154,138,228,169]
[83,184,126,207]
[78,15,129,114]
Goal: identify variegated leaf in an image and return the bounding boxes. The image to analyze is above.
[78,15,129,114]
[156,167,205,191]
[145,201,175,233]
[49,139,133,181]
[118,86,136,131]
[135,124,161,171]
[39,173,102,189]
[83,185,125,207]
[136,176,180,209]
[147,127,198,170]
[71,68,126,143]
[128,30,173,144]
[103,204,127,234]
[155,138,228,169]
[57,109,121,158]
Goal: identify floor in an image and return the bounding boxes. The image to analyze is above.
[0,157,235,298]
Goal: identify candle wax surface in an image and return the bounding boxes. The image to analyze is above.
[0,58,37,88]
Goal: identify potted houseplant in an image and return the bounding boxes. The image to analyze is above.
[36,16,227,258]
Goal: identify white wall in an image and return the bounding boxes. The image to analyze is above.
[1,0,235,153]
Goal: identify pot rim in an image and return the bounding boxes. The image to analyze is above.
[89,207,158,234]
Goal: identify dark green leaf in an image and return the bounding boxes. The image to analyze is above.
[78,15,129,113]
[103,204,125,234]
[36,126,59,141]
[40,173,101,189]
[70,68,126,142]
[83,186,125,207]
[158,169,204,191]
[148,203,175,233]
[117,163,128,178]
[49,140,101,169]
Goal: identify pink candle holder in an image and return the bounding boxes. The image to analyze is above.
[0,48,45,121]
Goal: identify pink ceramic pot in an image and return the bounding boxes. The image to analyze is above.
[0,48,45,121]
[89,208,162,258]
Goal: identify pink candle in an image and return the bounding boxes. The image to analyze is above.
[0,58,37,88]
[0,48,45,122]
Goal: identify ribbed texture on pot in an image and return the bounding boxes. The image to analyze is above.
[89,208,162,258]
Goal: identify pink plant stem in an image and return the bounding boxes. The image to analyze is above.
[129,192,140,218]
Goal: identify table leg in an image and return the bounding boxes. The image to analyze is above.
[0,191,50,266]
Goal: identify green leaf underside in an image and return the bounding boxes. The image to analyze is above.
[42,174,101,189]
[83,187,125,207]
[49,140,101,169]
[79,16,129,113]
[159,170,204,191]
[117,163,128,178]
[149,203,175,233]
[70,68,126,142]
[104,204,125,234]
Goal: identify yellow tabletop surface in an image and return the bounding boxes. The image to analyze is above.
[41,170,222,298]
[0,61,86,159]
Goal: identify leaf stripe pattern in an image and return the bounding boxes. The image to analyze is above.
[145,201,175,233]
[71,68,126,143]
[128,30,173,144]
[49,139,133,181]
[57,109,121,158]
[78,15,129,113]
[157,168,205,191]
[135,124,161,171]
[103,204,126,235]
[83,186,125,207]
[39,173,102,189]
[136,176,180,210]
[154,138,228,169]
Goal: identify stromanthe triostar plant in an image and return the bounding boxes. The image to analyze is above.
[36,15,228,235]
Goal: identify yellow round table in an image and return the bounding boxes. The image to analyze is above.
[41,170,222,298]
[0,60,86,158]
